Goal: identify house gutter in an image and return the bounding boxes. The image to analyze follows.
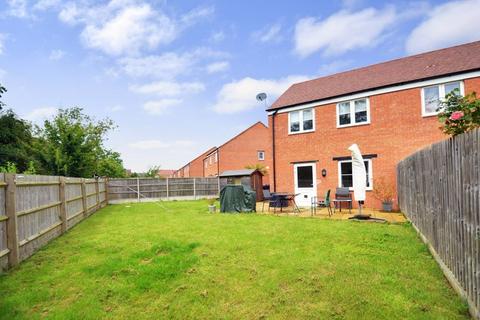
[271,110,278,192]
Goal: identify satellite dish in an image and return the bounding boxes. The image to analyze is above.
[256,92,267,102]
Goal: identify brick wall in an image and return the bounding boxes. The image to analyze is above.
[203,122,271,184]
[269,77,480,209]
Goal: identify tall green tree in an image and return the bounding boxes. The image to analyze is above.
[0,109,35,172]
[34,107,124,177]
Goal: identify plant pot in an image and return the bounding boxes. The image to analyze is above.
[382,202,393,212]
[208,205,216,213]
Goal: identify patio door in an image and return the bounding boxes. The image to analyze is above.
[293,163,317,207]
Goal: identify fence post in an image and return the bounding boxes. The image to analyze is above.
[5,173,19,267]
[105,178,109,205]
[193,178,196,200]
[217,177,220,195]
[95,178,100,210]
[137,177,140,203]
[59,176,67,233]
[166,177,169,200]
[81,178,87,217]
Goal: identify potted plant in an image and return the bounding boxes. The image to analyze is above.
[207,198,217,213]
[372,177,395,212]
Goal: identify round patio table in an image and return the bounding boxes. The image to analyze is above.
[270,192,300,214]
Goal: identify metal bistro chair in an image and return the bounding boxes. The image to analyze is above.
[262,189,274,212]
[311,190,332,216]
[333,187,352,214]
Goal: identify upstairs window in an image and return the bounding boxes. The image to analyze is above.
[257,150,265,161]
[288,108,315,134]
[337,98,370,128]
[422,81,464,116]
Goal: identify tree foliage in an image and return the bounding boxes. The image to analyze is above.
[0,83,6,109]
[438,91,480,136]
[145,165,161,178]
[245,163,268,175]
[0,109,35,172]
[34,107,125,177]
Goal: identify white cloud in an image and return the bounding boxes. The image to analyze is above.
[294,6,396,57]
[57,1,214,56]
[34,0,61,11]
[119,48,227,79]
[23,107,57,122]
[5,0,29,18]
[406,0,480,54]
[210,31,225,43]
[80,3,176,56]
[212,75,309,114]
[143,98,182,115]
[130,81,205,96]
[119,52,192,78]
[49,49,65,60]
[252,23,282,43]
[206,61,229,74]
[129,139,193,149]
[180,6,214,26]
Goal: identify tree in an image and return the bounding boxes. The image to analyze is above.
[437,91,480,136]
[245,163,268,175]
[33,107,124,177]
[145,165,161,178]
[96,150,126,178]
[0,108,35,172]
[0,83,6,110]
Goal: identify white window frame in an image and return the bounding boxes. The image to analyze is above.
[288,108,315,134]
[337,159,373,191]
[257,150,265,161]
[421,81,464,117]
[336,98,371,128]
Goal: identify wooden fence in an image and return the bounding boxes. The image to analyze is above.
[107,177,219,203]
[397,129,480,319]
[0,174,107,271]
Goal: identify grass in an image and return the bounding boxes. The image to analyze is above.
[0,201,470,319]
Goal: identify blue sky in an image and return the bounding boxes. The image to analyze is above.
[1,0,480,172]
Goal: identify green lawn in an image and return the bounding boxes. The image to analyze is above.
[0,201,470,319]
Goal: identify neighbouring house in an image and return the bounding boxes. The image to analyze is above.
[203,122,270,184]
[173,147,217,178]
[267,41,480,209]
[157,169,175,178]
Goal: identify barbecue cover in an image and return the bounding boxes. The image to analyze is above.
[220,185,256,213]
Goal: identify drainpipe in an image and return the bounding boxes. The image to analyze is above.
[271,110,278,192]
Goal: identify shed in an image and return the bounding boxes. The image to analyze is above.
[219,169,264,201]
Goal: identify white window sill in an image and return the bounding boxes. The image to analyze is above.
[341,187,373,191]
[336,121,370,129]
[421,112,439,118]
[288,129,315,135]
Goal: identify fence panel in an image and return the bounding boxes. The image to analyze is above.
[107,177,219,203]
[397,129,480,318]
[0,174,108,271]
[0,173,7,269]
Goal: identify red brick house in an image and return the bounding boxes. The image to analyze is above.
[267,41,480,208]
[173,147,217,178]
[203,122,270,183]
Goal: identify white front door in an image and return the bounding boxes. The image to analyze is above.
[294,163,317,207]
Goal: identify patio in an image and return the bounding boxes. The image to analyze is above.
[256,202,407,223]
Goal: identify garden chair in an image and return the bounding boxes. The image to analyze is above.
[333,187,352,214]
[311,190,332,216]
[262,189,274,212]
